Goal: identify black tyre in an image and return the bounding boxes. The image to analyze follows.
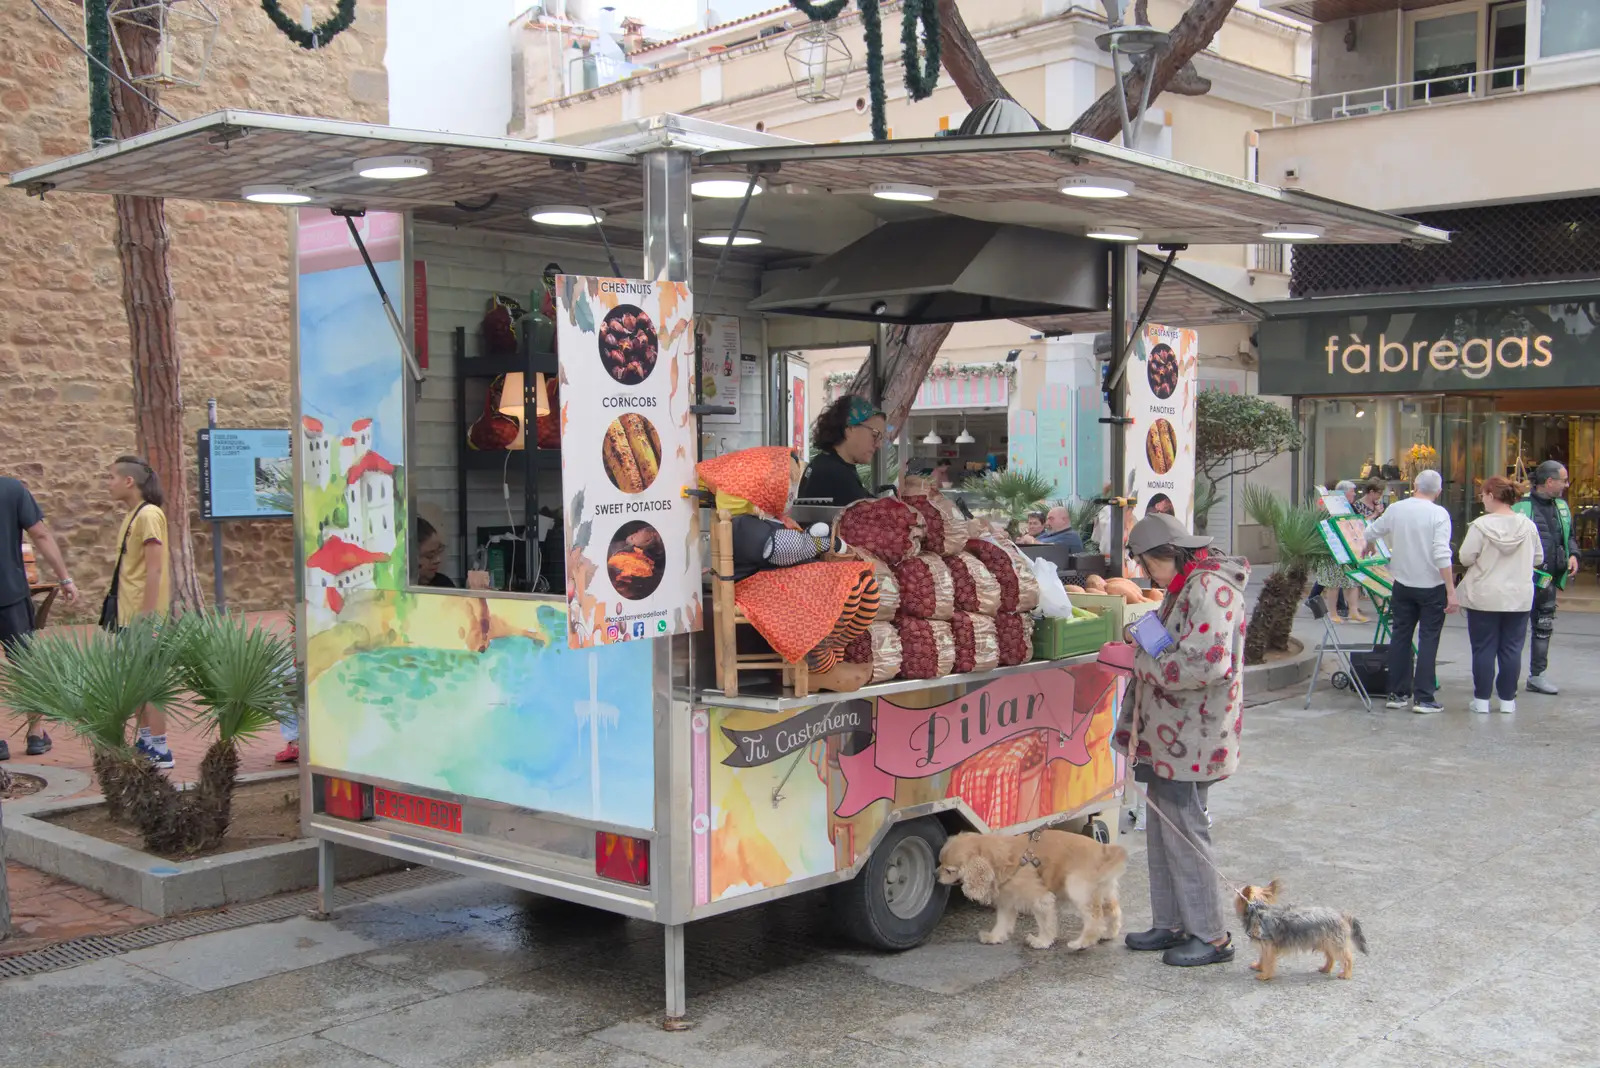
[1083,818,1110,844]
[830,816,950,950]
[1331,671,1350,691]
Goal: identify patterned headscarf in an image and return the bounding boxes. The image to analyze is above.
[845,396,882,427]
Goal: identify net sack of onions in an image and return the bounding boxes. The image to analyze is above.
[855,552,901,621]
[844,629,871,664]
[944,551,1002,616]
[895,616,956,679]
[891,553,955,621]
[951,610,1000,674]
[866,621,903,683]
[994,611,1036,666]
[837,497,923,565]
[905,494,966,556]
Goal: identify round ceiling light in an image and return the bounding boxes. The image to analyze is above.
[697,229,765,247]
[1261,223,1323,241]
[1087,225,1142,242]
[354,155,432,180]
[529,205,606,226]
[1058,176,1134,199]
[870,182,938,202]
[691,172,766,198]
[242,185,313,205]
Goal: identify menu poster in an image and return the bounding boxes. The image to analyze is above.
[700,314,742,424]
[556,276,701,649]
[1122,323,1199,577]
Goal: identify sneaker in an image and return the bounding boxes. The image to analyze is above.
[25,731,52,756]
[1469,698,1491,715]
[135,738,175,770]
[275,742,300,764]
[1385,694,1411,710]
[1527,675,1559,695]
[1162,933,1236,967]
[1498,699,1517,715]
[1412,700,1443,715]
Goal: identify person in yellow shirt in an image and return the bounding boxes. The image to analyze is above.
[107,455,173,768]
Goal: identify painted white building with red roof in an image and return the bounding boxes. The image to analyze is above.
[345,441,397,556]
[305,535,387,615]
[301,416,332,488]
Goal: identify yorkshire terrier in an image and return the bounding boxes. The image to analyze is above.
[1236,880,1368,981]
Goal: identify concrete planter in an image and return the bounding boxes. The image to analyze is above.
[1242,636,1316,692]
[3,769,401,917]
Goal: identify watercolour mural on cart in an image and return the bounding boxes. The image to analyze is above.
[555,275,701,649]
[691,663,1124,904]
[296,210,655,830]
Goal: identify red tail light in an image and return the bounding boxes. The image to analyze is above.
[595,832,650,886]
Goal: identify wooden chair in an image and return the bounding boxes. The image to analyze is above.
[710,509,809,699]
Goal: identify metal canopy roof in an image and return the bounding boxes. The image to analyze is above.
[7,111,644,236]
[1017,252,1266,335]
[694,132,1450,252]
[9,111,1447,271]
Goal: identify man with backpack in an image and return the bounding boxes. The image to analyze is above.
[1514,461,1580,695]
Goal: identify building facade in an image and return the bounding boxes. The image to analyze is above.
[0,0,388,618]
[1254,0,1600,547]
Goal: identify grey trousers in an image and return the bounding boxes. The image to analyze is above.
[1143,775,1226,943]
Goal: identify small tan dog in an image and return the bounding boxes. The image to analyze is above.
[937,829,1126,950]
[1236,880,1369,981]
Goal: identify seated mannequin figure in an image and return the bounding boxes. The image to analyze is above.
[697,446,876,693]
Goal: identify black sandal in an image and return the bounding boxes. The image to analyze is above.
[1162,934,1235,967]
[1125,927,1186,952]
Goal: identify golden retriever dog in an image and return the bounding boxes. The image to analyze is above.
[937,829,1126,950]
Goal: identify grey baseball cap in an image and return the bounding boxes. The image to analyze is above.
[1126,512,1213,556]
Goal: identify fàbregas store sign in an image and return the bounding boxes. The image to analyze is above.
[1259,301,1600,396]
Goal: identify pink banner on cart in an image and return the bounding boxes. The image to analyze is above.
[834,668,1103,818]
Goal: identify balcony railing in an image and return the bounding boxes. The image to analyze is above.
[1266,62,1532,126]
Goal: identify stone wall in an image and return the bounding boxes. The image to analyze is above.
[0,0,387,619]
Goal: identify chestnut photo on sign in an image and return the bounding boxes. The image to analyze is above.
[1146,418,1177,475]
[600,304,659,385]
[1146,341,1178,400]
[606,520,666,600]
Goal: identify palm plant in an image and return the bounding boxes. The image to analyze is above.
[0,619,183,822]
[969,469,1056,535]
[1193,479,1224,535]
[153,613,296,853]
[1242,485,1332,665]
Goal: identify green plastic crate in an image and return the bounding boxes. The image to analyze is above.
[1032,608,1114,660]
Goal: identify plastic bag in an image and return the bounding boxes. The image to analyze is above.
[1032,556,1076,619]
[867,621,903,683]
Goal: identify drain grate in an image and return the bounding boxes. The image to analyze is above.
[0,864,458,980]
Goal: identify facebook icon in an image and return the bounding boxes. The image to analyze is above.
[633,621,646,638]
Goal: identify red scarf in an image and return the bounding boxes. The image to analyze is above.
[1163,547,1211,599]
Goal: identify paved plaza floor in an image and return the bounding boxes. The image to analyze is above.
[3,614,1597,1068]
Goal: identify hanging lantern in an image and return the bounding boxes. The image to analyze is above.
[784,22,851,104]
[108,0,221,90]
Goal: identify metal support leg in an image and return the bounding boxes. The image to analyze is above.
[310,838,336,919]
[662,922,689,1027]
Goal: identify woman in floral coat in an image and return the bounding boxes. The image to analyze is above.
[1113,513,1249,968]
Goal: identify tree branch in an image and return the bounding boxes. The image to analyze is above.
[936,0,1025,112]
[1069,0,1237,142]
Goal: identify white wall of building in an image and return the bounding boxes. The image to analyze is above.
[387,0,514,135]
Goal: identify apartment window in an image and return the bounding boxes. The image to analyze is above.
[1488,2,1526,90]
[1412,12,1480,100]
[1542,0,1600,57]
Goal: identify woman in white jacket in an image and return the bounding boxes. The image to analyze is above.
[1457,476,1543,714]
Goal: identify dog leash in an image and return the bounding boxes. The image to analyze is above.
[1125,775,1249,906]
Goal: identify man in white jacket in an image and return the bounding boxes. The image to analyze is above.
[1364,470,1456,713]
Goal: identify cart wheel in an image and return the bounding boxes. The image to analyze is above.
[1331,671,1351,690]
[829,816,949,951]
[1083,819,1111,844]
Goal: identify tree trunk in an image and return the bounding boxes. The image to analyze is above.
[936,0,1025,111]
[111,9,204,612]
[1069,0,1238,142]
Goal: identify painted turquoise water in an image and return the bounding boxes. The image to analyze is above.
[311,634,655,829]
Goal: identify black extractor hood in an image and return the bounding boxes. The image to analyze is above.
[749,217,1109,325]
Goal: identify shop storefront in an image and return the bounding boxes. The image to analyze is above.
[1259,284,1600,542]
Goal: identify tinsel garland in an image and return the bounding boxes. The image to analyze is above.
[825,361,1015,397]
[262,0,356,50]
[789,0,941,142]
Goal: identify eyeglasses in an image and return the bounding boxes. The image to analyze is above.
[857,424,884,444]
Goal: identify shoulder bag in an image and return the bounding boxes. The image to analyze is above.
[99,503,146,632]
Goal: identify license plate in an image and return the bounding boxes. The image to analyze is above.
[373,787,462,834]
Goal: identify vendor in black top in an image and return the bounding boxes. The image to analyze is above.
[798,395,887,506]
[416,518,457,588]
